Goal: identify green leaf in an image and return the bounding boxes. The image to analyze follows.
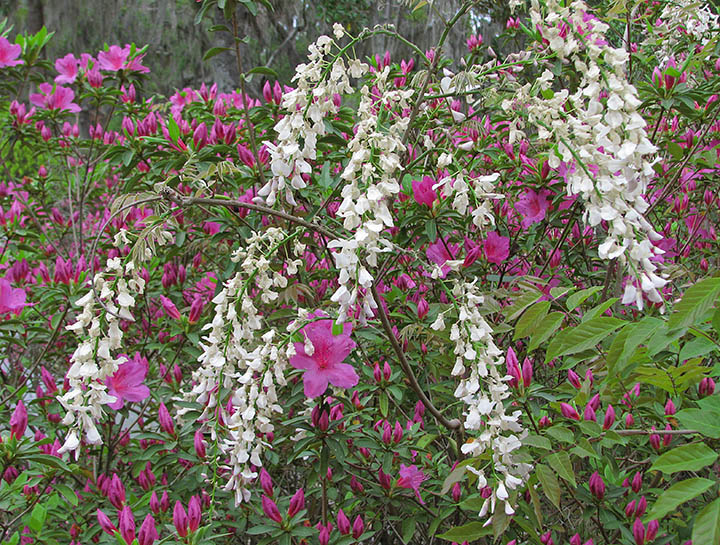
[675,408,720,438]
[379,392,388,418]
[523,434,552,450]
[693,497,720,545]
[53,483,79,506]
[503,289,543,321]
[536,464,561,509]
[547,451,576,487]
[441,464,467,494]
[203,47,231,61]
[167,116,180,144]
[668,277,720,332]
[545,317,624,363]
[650,443,718,475]
[28,503,46,533]
[435,522,492,541]
[528,311,564,351]
[668,141,684,160]
[566,286,602,310]
[247,66,279,79]
[401,518,416,544]
[646,478,715,521]
[514,301,551,340]
[712,306,720,337]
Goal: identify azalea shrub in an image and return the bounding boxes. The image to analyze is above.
[1,0,720,544]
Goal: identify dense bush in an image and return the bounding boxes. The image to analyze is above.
[0,1,719,544]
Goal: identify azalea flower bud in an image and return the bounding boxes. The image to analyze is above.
[173,501,189,537]
[350,475,364,494]
[567,369,582,388]
[663,424,673,447]
[337,509,351,535]
[378,468,392,490]
[571,535,581,545]
[158,402,175,435]
[521,358,533,388]
[351,390,363,409]
[452,482,462,502]
[417,297,429,320]
[382,421,392,444]
[287,488,305,517]
[603,405,615,430]
[633,517,645,545]
[119,506,136,544]
[109,474,126,509]
[649,429,661,451]
[625,499,636,518]
[646,519,659,541]
[192,122,207,150]
[636,496,647,517]
[625,413,635,427]
[188,496,201,532]
[10,401,27,439]
[173,364,182,384]
[589,471,605,500]
[96,509,117,535]
[318,410,329,431]
[664,399,676,416]
[651,66,663,88]
[538,416,551,428]
[259,468,273,497]
[318,523,331,545]
[352,515,364,539]
[188,297,204,324]
[584,404,597,422]
[632,472,643,493]
[373,363,382,383]
[588,393,600,410]
[150,491,160,514]
[383,361,391,381]
[560,403,580,420]
[699,377,715,397]
[540,531,554,545]
[160,491,170,512]
[159,295,181,320]
[327,467,333,481]
[137,514,159,545]
[262,81,273,104]
[393,421,403,443]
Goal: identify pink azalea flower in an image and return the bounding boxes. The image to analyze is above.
[411,176,437,207]
[0,277,27,315]
[290,313,358,398]
[426,238,459,279]
[105,353,151,410]
[54,53,79,84]
[483,231,510,264]
[29,83,81,113]
[0,37,23,68]
[397,464,427,504]
[97,45,129,71]
[516,189,552,228]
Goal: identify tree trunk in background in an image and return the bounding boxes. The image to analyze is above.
[0,0,509,96]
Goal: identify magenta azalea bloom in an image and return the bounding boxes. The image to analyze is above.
[483,231,510,264]
[426,238,459,278]
[516,189,552,228]
[290,313,358,398]
[0,277,27,315]
[29,83,81,113]
[105,353,151,410]
[98,45,129,71]
[397,464,427,504]
[411,176,437,207]
[54,53,79,84]
[0,36,23,68]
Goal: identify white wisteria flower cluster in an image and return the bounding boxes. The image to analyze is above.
[505,0,667,309]
[57,257,145,458]
[258,32,357,207]
[331,66,413,323]
[652,0,719,59]
[435,279,531,519]
[181,228,299,504]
